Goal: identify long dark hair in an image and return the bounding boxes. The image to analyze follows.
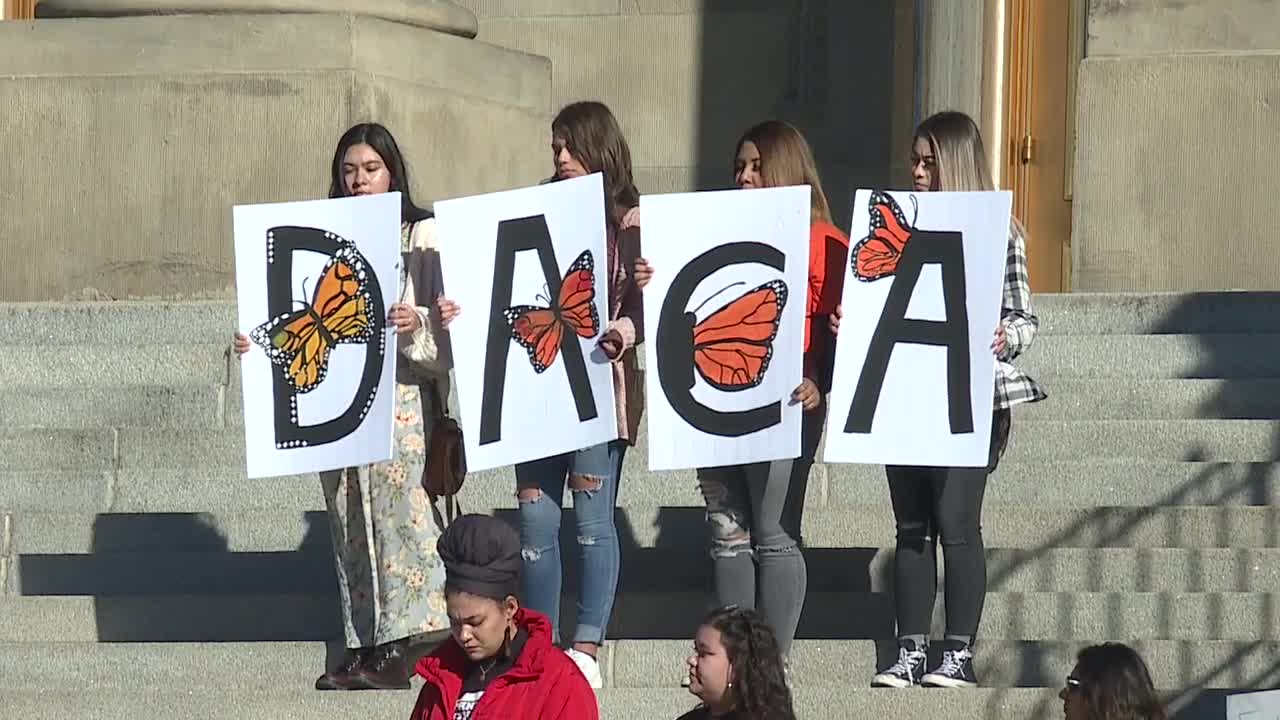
[550,101,640,226]
[1072,643,1167,720]
[735,120,833,225]
[329,123,433,223]
[702,606,796,720]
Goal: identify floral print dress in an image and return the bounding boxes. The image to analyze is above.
[319,218,451,649]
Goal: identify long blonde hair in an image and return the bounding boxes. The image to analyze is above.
[735,120,833,225]
[914,111,995,192]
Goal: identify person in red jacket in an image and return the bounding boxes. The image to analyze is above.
[410,514,599,720]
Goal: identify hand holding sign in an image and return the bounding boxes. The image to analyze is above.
[388,303,422,334]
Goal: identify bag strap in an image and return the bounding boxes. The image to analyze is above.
[428,378,449,421]
[428,491,461,528]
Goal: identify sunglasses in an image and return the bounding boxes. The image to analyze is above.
[1066,676,1084,691]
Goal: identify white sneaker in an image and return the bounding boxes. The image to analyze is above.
[565,648,603,689]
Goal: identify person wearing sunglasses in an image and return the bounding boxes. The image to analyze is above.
[1060,643,1167,720]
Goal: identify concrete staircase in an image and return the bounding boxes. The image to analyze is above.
[3,292,1280,719]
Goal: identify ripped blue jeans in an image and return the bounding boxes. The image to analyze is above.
[514,440,626,646]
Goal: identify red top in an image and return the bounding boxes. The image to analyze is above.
[410,609,599,720]
[804,220,851,381]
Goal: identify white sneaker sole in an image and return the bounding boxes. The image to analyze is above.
[921,674,977,688]
[871,673,916,688]
[565,649,604,690]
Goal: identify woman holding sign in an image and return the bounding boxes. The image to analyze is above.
[830,111,1046,688]
[438,101,644,689]
[633,120,846,665]
[233,123,451,690]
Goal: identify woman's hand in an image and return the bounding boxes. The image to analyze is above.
[633,258,653,290]
[388,303,421,335]
[437,297,461,329]
[597,329,625,360]
[790,378,820,411]
[991,323,1007,357]
[620,207,641,230]
[232,332,251,356]
[829,304,843,336]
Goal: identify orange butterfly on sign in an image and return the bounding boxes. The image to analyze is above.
[853,191,918,282]
[504,249,601,373]
[250,239,378,393]
[687,280,788,391]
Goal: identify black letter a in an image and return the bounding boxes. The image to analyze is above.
[478,215,598,446]
[844,230,974,435]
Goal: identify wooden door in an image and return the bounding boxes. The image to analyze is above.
[1003,0,1084,292]
[4,0,38,19]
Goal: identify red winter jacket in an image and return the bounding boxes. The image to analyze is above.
[410,609,599,720]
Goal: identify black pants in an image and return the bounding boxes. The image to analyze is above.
[886,409,1011,640]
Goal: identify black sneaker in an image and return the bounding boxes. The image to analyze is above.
[921,641,978,688]
[871,639,928,688]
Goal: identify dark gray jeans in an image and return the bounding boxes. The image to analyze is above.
[697,459,808,657]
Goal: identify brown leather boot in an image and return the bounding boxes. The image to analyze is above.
[315,647,370,691]
[347,639,411,690]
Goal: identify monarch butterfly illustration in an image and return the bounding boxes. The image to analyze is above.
[853,191,918,282]
[679,279,788,391]
[250,238,378,394]
[504,249,601,373]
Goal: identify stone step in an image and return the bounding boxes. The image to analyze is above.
[11,543,1280,595]
[0,301,238,346]
[142,417,1280,464]
[1033,291,1280,336]
[10,332,1280,393]
[0,687,1067,720]
[7,501,1280,568]
[3,592,1277,643]
[3,418,1275,475]
[0,344,230,388]
[7,377,1280,430]
[4,458,1278,515]
[0,384,227,430]
[1015,334,1280,379]
[5,293,1279,345]
[0,639,1275,691]
[1018,378,1280,420]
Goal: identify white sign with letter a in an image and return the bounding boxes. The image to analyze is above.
[435,173,617,473]
[823,189,1011,467]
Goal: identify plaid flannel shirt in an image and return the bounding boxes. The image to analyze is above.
[995,220,1047,409]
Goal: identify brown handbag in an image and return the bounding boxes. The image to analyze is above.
[423,378,466,525]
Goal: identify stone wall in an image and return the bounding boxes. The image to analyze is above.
[455,0,909,229]
[1072,0,1280,290]
[0,12,549,301]
[1087,0,1280,56]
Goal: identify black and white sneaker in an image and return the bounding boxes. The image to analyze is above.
[921,641,978,688]
[871,639,928,688]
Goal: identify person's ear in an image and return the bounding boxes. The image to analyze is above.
[503,595,519,621]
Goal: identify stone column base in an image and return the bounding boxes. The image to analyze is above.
[0,12,549,301]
